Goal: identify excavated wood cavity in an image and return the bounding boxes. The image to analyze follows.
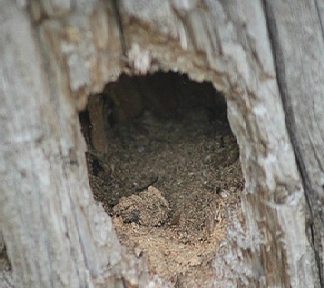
[79,71,243,287]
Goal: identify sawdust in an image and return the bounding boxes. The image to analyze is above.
[85,99,242,287]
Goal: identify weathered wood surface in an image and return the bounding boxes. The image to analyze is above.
[0,1,168,287]
[120,0,315,286]
[265,1,324,286]
[0,0,322,287]
[0,1,118,287]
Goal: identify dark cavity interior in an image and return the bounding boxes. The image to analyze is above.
[79,71,242,286]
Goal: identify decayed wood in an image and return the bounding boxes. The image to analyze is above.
[0,0,322,287]
[0,1,118,287]
[264,1,324,286]
[120,0,314,286]
[0,1,169,287]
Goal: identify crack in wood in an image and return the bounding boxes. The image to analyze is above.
[112,0,126,58]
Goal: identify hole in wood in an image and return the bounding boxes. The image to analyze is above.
[79,71,243,286]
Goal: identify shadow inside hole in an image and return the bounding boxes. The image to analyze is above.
[79,71,242,285]
[80,71,241,213]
